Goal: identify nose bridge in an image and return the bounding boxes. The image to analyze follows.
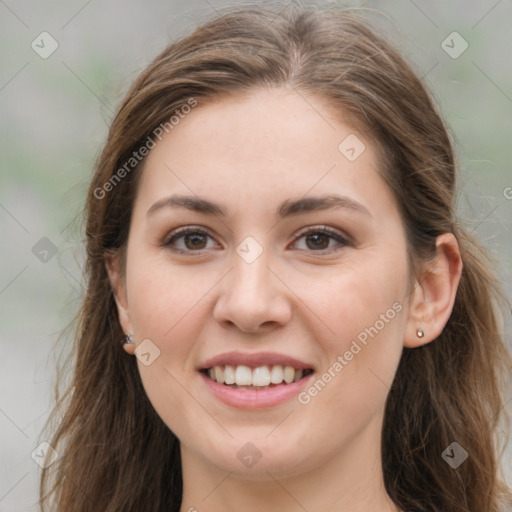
[229,236,275,304]
[212,236,292,331]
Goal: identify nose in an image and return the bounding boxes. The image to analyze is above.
[212,248,293,334]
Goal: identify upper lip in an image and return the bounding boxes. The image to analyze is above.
[198,351,314,371]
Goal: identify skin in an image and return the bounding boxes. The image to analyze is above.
[107,87,462,512]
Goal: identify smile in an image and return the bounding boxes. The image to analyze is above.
[203,364,314,389]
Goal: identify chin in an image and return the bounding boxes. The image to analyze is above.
[197,435,320,481]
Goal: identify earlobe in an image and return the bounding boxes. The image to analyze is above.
[105,251,133,338]
[404,233,463,348]
[122,333,136,355]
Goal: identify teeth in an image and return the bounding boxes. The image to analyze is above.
[235,365,252,386]
[214,366,224,383]
[252,366,271,386]
[270,365,284,384]
[206,364,309,387]
[224,365,235,385]
[283,366,295,384]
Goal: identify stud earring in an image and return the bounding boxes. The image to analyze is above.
[416,328,425,338]
[124,333,135,345]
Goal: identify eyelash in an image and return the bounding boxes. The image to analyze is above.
[162,225,350,255]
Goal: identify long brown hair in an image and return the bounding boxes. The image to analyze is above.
[40,2,512,511]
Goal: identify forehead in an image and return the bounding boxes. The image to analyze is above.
[133,87,394,220]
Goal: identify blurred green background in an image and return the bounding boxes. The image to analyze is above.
[1,0,511,509]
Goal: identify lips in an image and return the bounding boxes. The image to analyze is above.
[200,369,315,409]
[199,351,313,370]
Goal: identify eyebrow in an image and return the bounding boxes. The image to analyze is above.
[146,193,372,219]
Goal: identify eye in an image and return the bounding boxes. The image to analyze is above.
[290,226,350,252]
[163,225,350,255]
[163,227,219,254]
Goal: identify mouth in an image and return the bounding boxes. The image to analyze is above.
[201,364,315,390]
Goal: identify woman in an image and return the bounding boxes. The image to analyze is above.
[40,2,512,511]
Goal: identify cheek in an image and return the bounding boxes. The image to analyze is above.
[125,256,214,415]
[125,257,214,437]
[312,252,408,390]
[127,253,208,341]
[318,257,407,339]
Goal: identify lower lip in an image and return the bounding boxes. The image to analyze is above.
[200,372,315,409]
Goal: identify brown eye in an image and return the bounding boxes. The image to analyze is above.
[182,232,208,250]
[163,227,217,253]
[305,232,330,250]
[291,227,349,252]
[163,225,350,255]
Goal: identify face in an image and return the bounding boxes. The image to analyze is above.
[111,87,414,480]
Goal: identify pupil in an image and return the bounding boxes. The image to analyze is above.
[186,234,206,249]
[307,233,328,250]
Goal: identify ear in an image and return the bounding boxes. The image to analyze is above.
[404,233,463,348]
[105,251,135,355]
